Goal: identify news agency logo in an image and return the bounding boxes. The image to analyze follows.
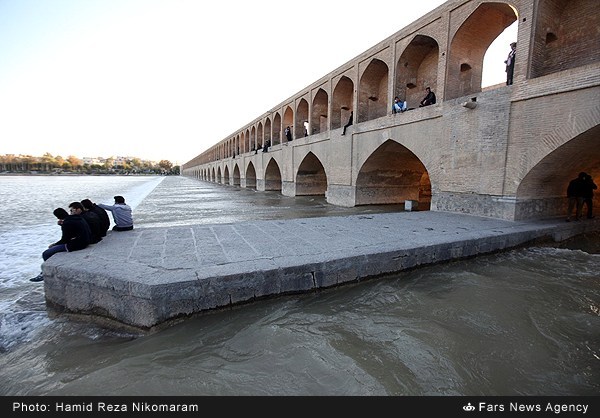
[463,403,476,412]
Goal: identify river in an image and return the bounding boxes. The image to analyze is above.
[0,175,598,396]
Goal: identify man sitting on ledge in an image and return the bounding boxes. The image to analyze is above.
[98,195,134,231]
[419,87,436,107]
[392,96,407,113]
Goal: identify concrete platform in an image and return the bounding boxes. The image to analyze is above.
[42,212,599,330]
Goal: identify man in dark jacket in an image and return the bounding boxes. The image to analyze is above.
[69,201,102,243]
[81,198,110,237]
[30,207,91,282]
[566,172,587,222]
[419,87,436,107]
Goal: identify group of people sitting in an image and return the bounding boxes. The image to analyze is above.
[392,87,437,114]
[30,195,134,282]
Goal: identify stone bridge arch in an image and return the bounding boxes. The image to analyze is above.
[514,125,599,220]
[223,166,230,185]
[505,88,600,197]
[296,152,327,196]
[216,166,222,184]
[355,139,431,207]
[264,158,282,191]
[446,2,518,100]
[232,164,241,186]
[245,161,257,189]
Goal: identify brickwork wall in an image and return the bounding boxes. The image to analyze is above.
[531,0,599,78]
[182,0,599,221]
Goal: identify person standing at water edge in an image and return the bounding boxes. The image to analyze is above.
[97,195,134,231]
[30,207,92,282]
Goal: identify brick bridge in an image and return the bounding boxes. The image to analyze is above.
[182,0,599,221]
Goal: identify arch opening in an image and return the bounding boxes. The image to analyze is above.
[356,139,431,209]
[296,152,327,196]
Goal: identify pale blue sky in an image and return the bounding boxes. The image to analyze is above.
[0,0,515,165]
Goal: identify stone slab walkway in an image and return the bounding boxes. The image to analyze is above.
[41,209,599,330]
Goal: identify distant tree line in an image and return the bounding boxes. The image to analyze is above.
[0,153,180,175]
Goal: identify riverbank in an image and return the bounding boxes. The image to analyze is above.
[40,177,600,330]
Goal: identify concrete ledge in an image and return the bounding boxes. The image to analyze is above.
[42,212,599,330]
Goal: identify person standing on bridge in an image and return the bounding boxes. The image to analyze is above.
[341,111,353,136]
[98,195,134,231]
[505,42,516,85]
[285,126,292,142]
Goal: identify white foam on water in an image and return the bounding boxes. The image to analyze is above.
[0,175,166,352]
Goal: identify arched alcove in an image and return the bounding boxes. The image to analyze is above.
[264,117,272,148]
[294,99,308,140]
[395,35,439,109]
[310,89,329,135]
[273,113,282,146]
[332,76,354,130]
[358,59,389,122]
[446,2,517,100]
